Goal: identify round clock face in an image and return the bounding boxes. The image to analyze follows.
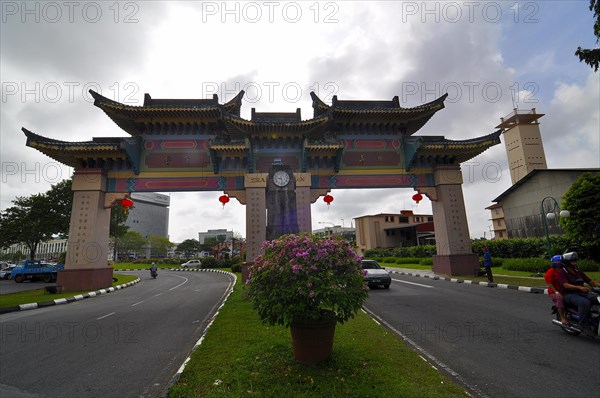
[273,170,290,187]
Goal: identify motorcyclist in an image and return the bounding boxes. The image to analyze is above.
[150,262,158,277]
[557,252,600,332]
[545,255,569,325]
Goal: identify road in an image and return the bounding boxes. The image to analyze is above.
[0,270,235,398]
[365,274,600,398]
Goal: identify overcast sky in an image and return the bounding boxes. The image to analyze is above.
[1,1,599,243]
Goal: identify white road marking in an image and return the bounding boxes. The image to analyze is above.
[131,300,144,307]
[392,278,434,288]
[97,312,115,320]
[169,275,189,291]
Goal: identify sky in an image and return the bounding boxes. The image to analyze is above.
[1,0,599,244]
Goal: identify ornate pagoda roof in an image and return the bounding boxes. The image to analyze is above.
[90,89,244,136]
[405,129,502,170]
[22,128,136,171]
[311,92,448,135]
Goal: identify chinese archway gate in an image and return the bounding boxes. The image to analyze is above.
[24,89,501,291]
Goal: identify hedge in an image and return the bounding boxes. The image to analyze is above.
[502,258,599,272]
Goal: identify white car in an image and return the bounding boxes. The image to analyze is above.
[361,260,391,289]
[180,260,201,268]
[0,265,16,280]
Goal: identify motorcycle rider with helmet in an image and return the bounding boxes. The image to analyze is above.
[557,252,600,332]
[545,255,569,325]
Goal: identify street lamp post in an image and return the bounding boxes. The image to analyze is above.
[540,196,570,258]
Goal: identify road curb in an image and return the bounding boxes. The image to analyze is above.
[0,278,141,315]
[388,270,548,294]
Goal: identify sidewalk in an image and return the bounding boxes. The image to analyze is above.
[387,267,548,295]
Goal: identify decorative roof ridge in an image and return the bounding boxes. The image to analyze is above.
[22,127,124,145]
[332,95,401,109]
[90,89,226,110]
[251,107,302,122]
[420,129,502,145]
[224,114,329,126]
[223,90,245,116]
[310,91,331,117]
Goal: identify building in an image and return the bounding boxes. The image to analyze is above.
[489,169,599,239]
[2,239,68,261]
[198,229,233,244]
[497,108,548,185]
[354,210,435,255]
[488,107,598,239]
[312,225,356,243]
[125,192,170,239]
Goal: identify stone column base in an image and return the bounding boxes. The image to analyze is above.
[432,254,479,276]
[56,268,114,292]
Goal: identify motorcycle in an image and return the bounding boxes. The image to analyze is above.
[551,287,600,337]
[150,268,158,279]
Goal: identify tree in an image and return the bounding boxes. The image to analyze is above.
[575,0,600,71]
[148,236,174,258]
[110,203,131,261]
[177,239,202,258]
[0,179,73,260]
[117,231,145,260]
[561,172,600,262]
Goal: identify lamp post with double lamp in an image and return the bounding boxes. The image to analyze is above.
[540,196,570,258]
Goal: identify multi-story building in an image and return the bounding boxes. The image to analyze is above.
[126,192,171,238]
[354,210,435,255]
[2,239,68,261]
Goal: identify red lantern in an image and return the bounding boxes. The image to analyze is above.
[121,197,134,212]
[219,194,230,208]
[412,193,423,204]
[323,194,334,206]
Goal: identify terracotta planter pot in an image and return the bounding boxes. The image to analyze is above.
[290,314,337,364]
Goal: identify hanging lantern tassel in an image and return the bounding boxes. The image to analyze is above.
[121,197,134,213]
[412,193,423,205]
[219,194,230,208]
[323,194,334,207]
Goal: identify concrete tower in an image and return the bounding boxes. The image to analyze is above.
[497,108,547,184]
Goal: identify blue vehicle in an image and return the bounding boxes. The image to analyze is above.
[11,260,64,283]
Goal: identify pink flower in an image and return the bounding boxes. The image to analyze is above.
[292,265,302,273]
[309,290,315,298]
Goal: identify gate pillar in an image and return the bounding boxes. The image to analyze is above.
[58,169,113,291]
[295,173,312,234]
[429,165,479,276]
[244,173,267,263]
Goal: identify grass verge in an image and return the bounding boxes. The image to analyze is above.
[168,280,469,398]
[0,273,138,308]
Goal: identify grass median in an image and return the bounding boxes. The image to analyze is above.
[168,279,469,398]
[0,273,138,308]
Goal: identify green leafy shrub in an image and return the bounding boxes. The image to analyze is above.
[502,258,552,272]
[394,257,421,264]
[420,258,433,265]
[201,257,218,269]
[231,263,242,273]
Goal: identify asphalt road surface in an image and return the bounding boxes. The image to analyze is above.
[0,270,235,398]
[365,274,600,398]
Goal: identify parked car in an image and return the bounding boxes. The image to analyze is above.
[180,259,201,268]
[0,264,16,280]
[361,260,391,289]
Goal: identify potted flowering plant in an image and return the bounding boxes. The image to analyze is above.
[246,234,368,363]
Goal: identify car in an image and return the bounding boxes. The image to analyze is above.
[0,264,16,280]
[361,260,391,289]
[180,259,201,268]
